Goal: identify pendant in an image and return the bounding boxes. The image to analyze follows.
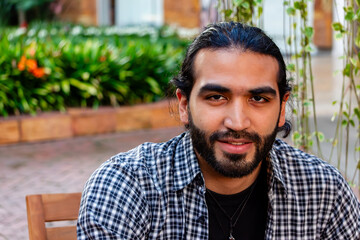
[229,233,235,240]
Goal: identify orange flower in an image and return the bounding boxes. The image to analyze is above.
[17,56,26,71]
[32,67,45,78]
[99,56,106,62]
[26,59,37,72]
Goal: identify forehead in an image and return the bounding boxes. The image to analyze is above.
[192,49,280,95]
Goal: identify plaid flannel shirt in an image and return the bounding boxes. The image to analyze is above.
[77,132,360,239]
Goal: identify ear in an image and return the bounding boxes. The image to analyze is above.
[278,92,290,127]
[176,89,189,125]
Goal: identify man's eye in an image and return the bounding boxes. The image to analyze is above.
[250,96,267,102]
[207,95,226,101]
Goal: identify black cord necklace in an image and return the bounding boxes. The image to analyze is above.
[206,180,258,240]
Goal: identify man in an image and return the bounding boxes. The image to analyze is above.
[77,22,360,239]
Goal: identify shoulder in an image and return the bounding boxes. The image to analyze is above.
[77,133,188,238]
[270,139,360,207]
[84,132,187,193]
[271,138,342,184]
[268,139,360,239]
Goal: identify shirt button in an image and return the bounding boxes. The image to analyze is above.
[198,186,205,195]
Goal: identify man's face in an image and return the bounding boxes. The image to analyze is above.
[177,49,288,178]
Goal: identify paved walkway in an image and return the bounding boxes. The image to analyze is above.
[0,127,183,240]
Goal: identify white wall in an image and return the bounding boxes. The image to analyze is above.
[96,0,111,26]
[115,0,164,26]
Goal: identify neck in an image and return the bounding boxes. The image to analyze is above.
[198,158,263,195]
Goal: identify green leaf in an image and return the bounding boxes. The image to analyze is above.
[345,12,355,21]
[61,80,70,94]
[69,78,97,96]
[335,32,344,40]
[343,63,351,77]
[304,27,314,38]
[354,108,360,120]
[241,2,250,9]
[286,36,292,45]
[33,88,48,96]
[350,57,358,67]
[286,7,296,16]
[292,131,301,140]
[146,77,161,95]
[224,9,233,17]
[287,63,295,72]
[294,1,301,9]
[315,132,325,142]
[305,45,313,52]
[332,22,343,31]
[349,119,355,127]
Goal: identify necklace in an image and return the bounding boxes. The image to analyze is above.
[206,180,258,240]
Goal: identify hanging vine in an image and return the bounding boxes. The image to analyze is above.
[331,0,360,185]
[283,0,324,155]
[217,0,263,26]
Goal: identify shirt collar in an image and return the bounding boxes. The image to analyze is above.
[172,132,203,191]
[268,139,289,196]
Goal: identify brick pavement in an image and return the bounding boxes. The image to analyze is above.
[0,127,183,240]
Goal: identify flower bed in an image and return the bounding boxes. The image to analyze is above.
[0,23,190,117]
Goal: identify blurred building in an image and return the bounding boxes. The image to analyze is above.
[57,0,332,49]
[57,0,200,28]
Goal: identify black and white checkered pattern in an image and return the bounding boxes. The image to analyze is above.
[77,132,360,239]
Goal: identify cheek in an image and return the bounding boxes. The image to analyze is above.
[252,107,281,133]
[189,103,220,130]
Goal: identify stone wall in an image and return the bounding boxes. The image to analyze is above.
[58,0,97,26]
[164,0,201,28]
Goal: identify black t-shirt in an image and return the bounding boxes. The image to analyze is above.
[205,165,268,240]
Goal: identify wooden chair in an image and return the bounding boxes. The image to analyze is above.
[26,192,82,240]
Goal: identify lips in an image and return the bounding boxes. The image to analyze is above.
[217,138,253,154]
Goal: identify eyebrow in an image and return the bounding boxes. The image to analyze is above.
[198,84,231,95]
[249,87,277,96]
[198,84,277,96]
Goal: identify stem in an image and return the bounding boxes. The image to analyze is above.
[300,1,309,151]
[308,52,323,157]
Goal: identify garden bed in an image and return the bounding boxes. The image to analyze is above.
[0,99,180,145]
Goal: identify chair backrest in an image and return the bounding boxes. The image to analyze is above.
[26,192,82,240]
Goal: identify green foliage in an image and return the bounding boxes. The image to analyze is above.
[0,23,189,117]
[217,0,263,26]
[284,0,322,154]
[8,0,53,11]
[331,0,360,184]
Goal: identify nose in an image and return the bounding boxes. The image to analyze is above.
[223,101,251,131]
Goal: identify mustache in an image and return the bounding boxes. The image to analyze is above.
[209,130,261,144]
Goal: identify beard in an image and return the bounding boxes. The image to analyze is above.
[188,112,278,178]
